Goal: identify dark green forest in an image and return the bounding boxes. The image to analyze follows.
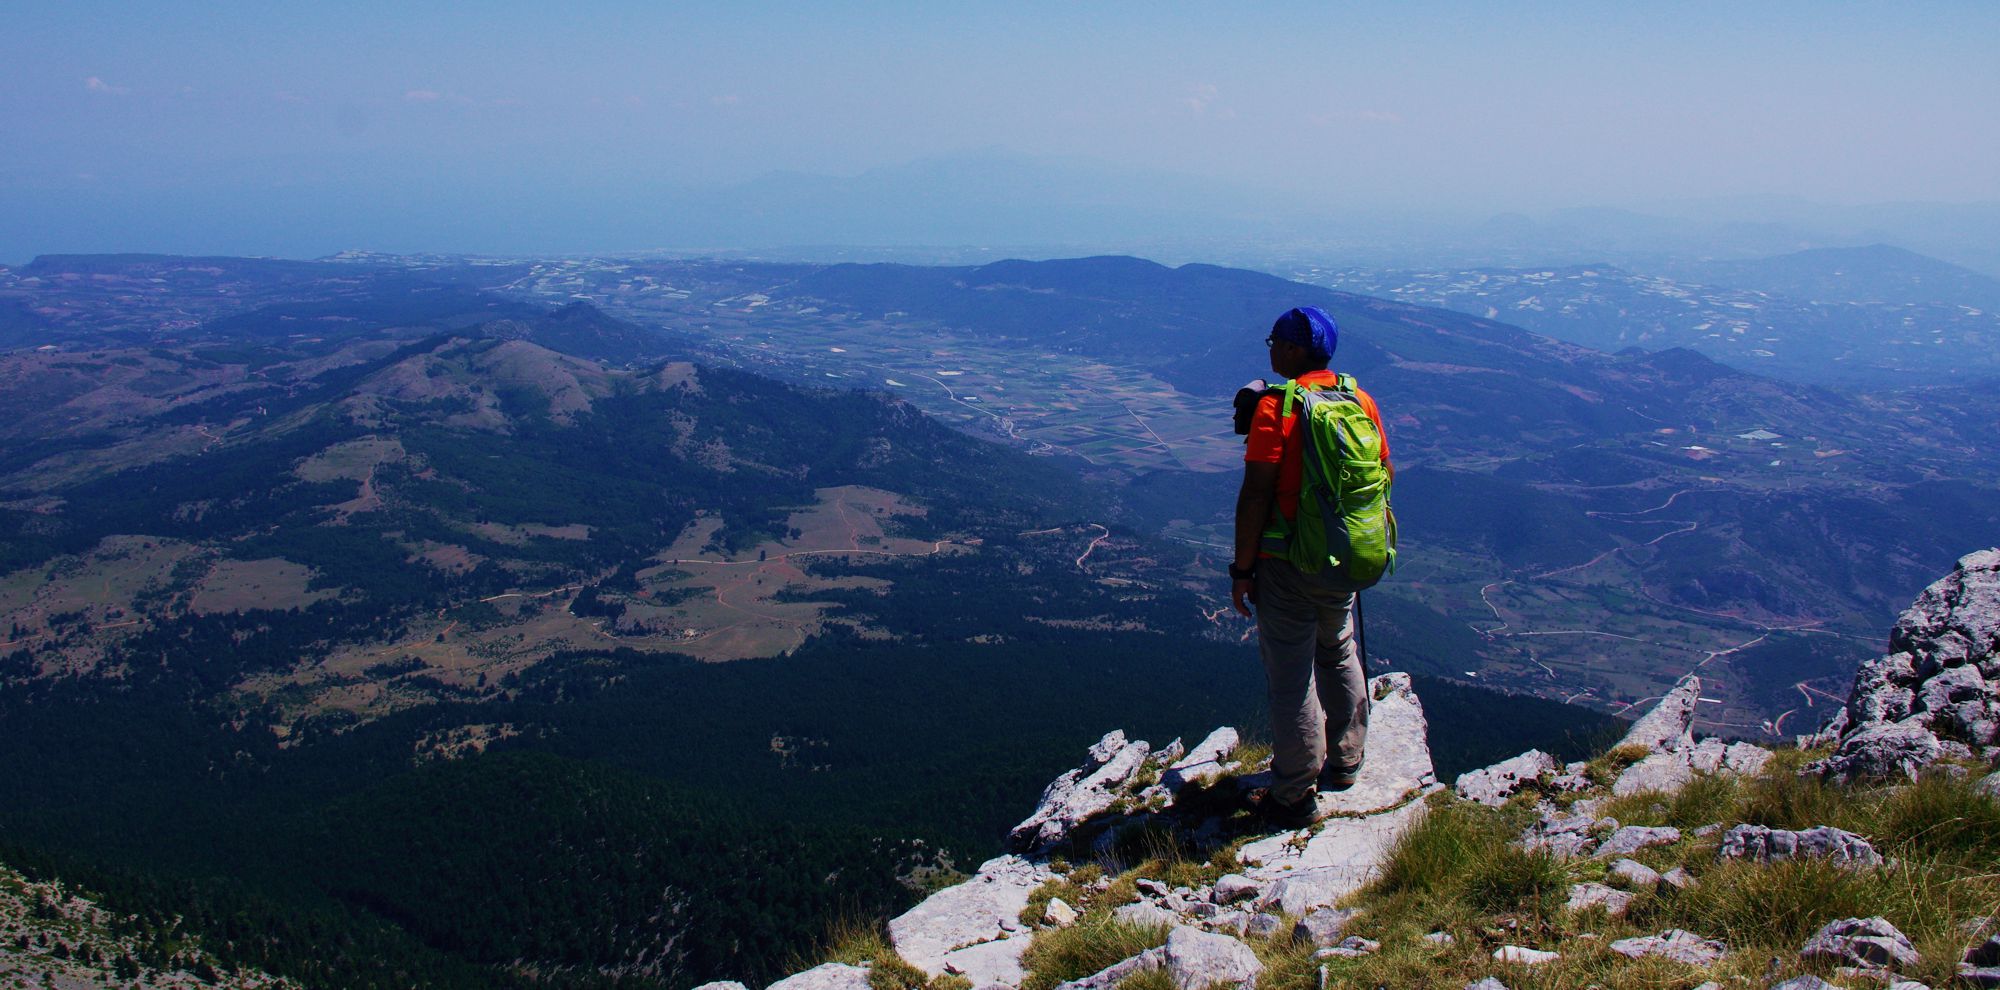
[0,633,1621,989]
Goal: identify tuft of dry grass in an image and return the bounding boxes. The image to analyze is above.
[812,915,891,966]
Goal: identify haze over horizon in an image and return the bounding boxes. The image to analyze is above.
[4,2,1997,262]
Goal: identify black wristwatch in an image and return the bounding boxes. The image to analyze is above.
[1228,562,1257,581]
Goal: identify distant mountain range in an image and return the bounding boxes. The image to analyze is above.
[1668,243,2000,311]
[1294,246,2000,386]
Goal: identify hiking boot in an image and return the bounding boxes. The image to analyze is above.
[1320,762,1363,792]
[1251,788,1319,829]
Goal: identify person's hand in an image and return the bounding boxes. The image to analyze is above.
[1232,576,1257,617]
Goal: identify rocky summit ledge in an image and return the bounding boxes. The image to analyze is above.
[737,548,2000,990]
[810,673,1444,988]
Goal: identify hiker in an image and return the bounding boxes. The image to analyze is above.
[1229,306,1395,827]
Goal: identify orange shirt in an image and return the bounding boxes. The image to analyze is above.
[1244,370,1391,522]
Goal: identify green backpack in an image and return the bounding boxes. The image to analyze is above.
[1259,374,1397,590]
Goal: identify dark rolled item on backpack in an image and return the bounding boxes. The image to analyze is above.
[1232,379,1270,437]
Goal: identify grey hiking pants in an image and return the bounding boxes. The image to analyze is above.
[1256,557,1370,805]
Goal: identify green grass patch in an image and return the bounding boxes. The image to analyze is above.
[1112,969,1176,990]
[1597,772,1742,829]
[1019,916,1169,990]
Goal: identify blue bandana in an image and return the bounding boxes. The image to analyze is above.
[1271,306,1338,361]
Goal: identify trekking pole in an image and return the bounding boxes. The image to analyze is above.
[1354,591,1369,678]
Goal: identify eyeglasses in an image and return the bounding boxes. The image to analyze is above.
[1264,334,1280,349]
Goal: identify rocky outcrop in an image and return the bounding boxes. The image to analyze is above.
[744,675,1442,989]
[1308,673,1438,817]
[1455,749,1559,807]
[1807,549,2000,781]
[1235,674,1441,907]
[1605,675,1779,796]
[1162,727,1239,790]
[1622,677,1702,753]
[1458,673,1774,810]
[1010,731,1153,851]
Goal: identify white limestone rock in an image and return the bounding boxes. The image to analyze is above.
[889,854,1053,976]
[1455,750,1559,807]
[1044,897,1078,927]
[1316,935,1380,958]
[1609,929,1727,966]
[1292,907,1358,947]
[1053,948,1159,990]
[1609,858,1662,889]
[1089,730,1130,763]
[1807,721,1946,784]
[1114,902,1179,929]
[1519,805,1609,859]
[940,937,1034,986]
[1961,934,2000,988]
[1621,677,1702,753]
[1210,874,1260,905]
[1688,738,1777,776]
[1614,751,1698,796]
[1010,733,1152,850]
[1158,927,1262,990]
[1809,550,2000,781]
[1564,882,1632,916]
[1716,824,1883,867]
[1891,549,2000,672]
[1240,796,1432,906]
[1800,916,1919,971]
[1723,741,1776,776]
[1255,871,1348,918]
[1465,980,1510,990]
[1770,978,1846,990]
[1977,771,2000,800]
[1313,673,1438,817]
[690,983,749,990]
[1163,727,1238,789]
[1493,945,1560,965]
[1597,825,1681,858]
[767,964,872,990]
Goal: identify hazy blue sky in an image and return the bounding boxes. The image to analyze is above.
[4,1,1997,258]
